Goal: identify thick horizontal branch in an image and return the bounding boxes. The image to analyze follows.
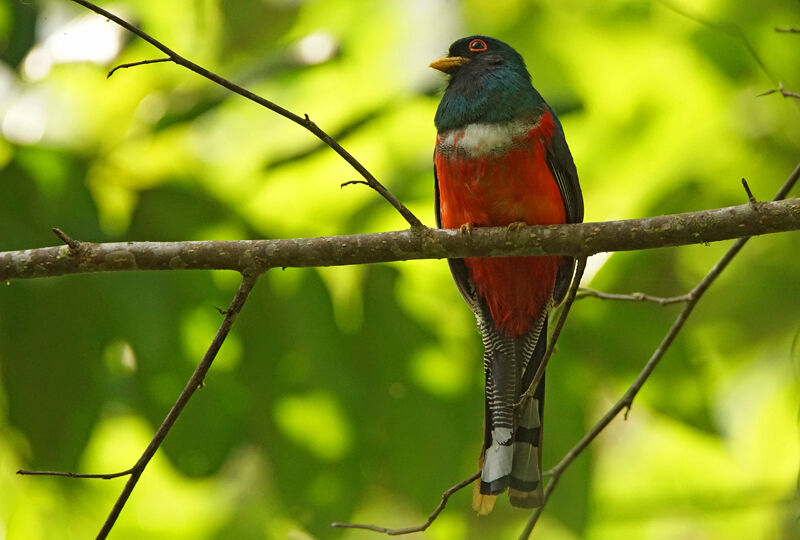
[1,198,798,282]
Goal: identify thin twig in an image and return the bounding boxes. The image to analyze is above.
[107,57,172,78]
[331,472,481,535]
[17,468,133,479]
[758,82,800,100]
[91,272,259,539]
[517,258,587,407]
[576,288,690,305]
[68,0,423,229]
[659,0,774,80]
[775,27,800,33]
[341,180,370,188]
[518,161,800,539]
[741,178,758,206]
[52,227,81,251]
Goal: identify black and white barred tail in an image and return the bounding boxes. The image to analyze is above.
[473,309,548,513]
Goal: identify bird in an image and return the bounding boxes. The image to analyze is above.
[430,36,583,514]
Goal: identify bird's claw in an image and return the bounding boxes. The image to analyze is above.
[459,223,474,236]
[505,221,527,240]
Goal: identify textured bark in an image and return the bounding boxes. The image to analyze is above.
[1,198,798,282]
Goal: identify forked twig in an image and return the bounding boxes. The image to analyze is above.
[518,162,800,539]
[757,82,800,100]
[70,0,423,229]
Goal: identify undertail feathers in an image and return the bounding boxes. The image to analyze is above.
[474,309,548,511]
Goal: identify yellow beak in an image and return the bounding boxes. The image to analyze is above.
[429,56,469,73]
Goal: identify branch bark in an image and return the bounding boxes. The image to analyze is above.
[2,198,799,282]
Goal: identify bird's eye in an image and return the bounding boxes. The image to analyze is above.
[468,38,488,52]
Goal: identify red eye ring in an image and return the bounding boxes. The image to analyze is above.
[468,38,487,52]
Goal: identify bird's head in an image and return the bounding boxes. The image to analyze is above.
[430,36,527,78]
[431,36,545,131]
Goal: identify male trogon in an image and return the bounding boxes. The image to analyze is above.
[430,36,583,513]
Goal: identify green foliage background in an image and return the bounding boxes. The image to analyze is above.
[1,0,799,538]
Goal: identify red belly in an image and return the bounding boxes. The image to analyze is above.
[436,125,566,337]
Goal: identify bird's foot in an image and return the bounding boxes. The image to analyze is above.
[459,222,475,236]
[505,221,527,240]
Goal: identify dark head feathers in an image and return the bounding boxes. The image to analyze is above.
[433,36,547,131]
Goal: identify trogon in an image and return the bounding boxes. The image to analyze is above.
[430,36,583,513]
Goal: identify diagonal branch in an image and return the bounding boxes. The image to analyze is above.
[517,258,586,407]
[2,197,799,282]
[659,0,774,80]
[96,272,259,538]
[17,272,261,539]
[518,161,800,539]
[68,0,423,229]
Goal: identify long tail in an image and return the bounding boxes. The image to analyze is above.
[473,314,547,513]
[509,328,546,508]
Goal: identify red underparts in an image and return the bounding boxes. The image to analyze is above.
[436,110,566,337]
